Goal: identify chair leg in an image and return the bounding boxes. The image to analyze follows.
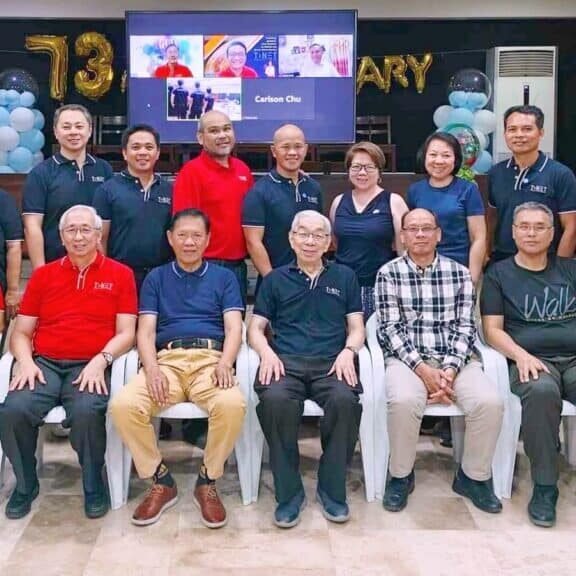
[450,416,465,464]
[105,414,125,510]
[233,416,253,505]
[250,416,265,503]
[36,425,47,472]
[359,399,375,502]
[562,414,576,467]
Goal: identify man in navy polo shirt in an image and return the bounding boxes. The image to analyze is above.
[111,208,246,529]
[488,105,576,263]
[248,210,365,528]
[243,124,322,280]
[22,104,113,270]
[93,124,172,293]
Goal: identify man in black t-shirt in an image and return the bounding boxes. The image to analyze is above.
[481,201,576,528]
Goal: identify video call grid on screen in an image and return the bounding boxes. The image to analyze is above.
[126,10,357,144]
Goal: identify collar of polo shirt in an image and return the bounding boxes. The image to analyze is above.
[53,151,97,166]
[507,150,549,174]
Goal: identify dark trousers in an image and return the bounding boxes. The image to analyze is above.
[0,356,110,495]
[207,258,248,308]
[255,355,362,505]
[509,355,576,485]
[131,267,153,297]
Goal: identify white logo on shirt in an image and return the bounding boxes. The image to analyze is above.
[325,287,341,296]
[239,175,248,182]
[529,184,548,194]
[94,282,113,291]
[91,176,106,183]
[157,196,171,204]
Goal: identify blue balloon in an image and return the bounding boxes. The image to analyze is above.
[0,107,9,127]
[7,102,19,112]
[19,91,36,108]
[32,109,45,130]
[448,91,467,108]
[0,165,15,174]
[465,92,489,111]
[19,129,45,153]
[8,146,33,173]
[0,90,7,106]
[472,150,493,174]
[5,89,19,103]
[447,107,475,127]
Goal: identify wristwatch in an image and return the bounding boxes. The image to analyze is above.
[345,345,359,356]
[101,351,114,367]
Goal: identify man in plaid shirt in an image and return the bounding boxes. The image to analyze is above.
[375,208,503,514]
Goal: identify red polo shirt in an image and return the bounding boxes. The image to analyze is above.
[0,288,4,311]
[19,253,137,361]
[173,150,254,260]
[218,66,258,79]
[153,63,193,78]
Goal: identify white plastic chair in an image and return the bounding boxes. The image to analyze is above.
[240,341,376,503]
[120,342,254,506]
[0,351,130,510]
[366,315,520,500]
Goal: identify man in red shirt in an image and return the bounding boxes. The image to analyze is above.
[173,110,254,304]
[154,44,193,79]
[0,205,137,521]
[218,41,258,79]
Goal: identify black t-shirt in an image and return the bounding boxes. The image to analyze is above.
[0,189,24,293]
[481,256,576,356]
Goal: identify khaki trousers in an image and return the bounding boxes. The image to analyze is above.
[110,348,246,480]
[385,358,503,481]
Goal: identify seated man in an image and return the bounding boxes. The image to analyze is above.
[111,208,246,529]
[482,201,576,527]
[248,210,365,528]
[0,205,137,520]
[375,208,503,514]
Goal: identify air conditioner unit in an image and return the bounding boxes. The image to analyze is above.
[486,46,557,163]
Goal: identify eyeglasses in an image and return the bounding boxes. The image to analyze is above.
[292,231,330,243]
[62,226,98,237]
[513,224,553,234]
[402,226,438,235]
[349,163,378,174]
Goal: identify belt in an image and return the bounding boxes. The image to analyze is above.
[162,337,223,351]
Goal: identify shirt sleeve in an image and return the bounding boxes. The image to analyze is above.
[117,266,138,315]
[139,269,160,314]
[0,191,23,241]
[464,181,486,216]
[221,269,245,313]
[92,183,112,221]
[374,267,423,371]
[253,273,276,321]
[345,269,363,315]
[406,183,416,210]
[173,163,201,214]
[18,268,44,317]
[479,266,505,316]
[102,160,114,181]
[556,166,576,213]
[487,168,496,209]
[22,166,48,214]
[242,185,266,227]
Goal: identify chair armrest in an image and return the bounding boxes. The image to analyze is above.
[358,345,372,401]
[476,339,511,399]
[0,352,14,403]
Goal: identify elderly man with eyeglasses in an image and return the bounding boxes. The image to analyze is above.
[0,205,137,520]
[248,210,364,528]
[482,201,576,527]
[375,208,503,515]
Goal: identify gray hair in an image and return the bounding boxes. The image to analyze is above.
[53,104,93,128]
[291,210,331,235]
[59,205,102,231]
[513,202,554,226]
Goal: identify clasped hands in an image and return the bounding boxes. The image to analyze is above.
[415,362,457,405]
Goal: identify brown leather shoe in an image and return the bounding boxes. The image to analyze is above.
[132,483,178,526]
[193,483,227,528]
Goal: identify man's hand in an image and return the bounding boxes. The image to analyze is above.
[145,365,170,405]
[415,363,444,395]
[514,351,551,383]
[4,288,20,320]
[328,348,358,387]
[73,355,109,395]
[258,348,285,386]
[212,359,236,389]
[9,359,45,391]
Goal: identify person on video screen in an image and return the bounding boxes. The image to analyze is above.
[204,88,215,113]
[154,44,193,79]
[189,82,205,120]
[299,43,340,78]
[218,41,258,79]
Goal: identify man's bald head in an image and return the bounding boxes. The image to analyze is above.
[271,123,308,178]
[197,110,235,159]
[273,124,306,145]
[198,110,231,133]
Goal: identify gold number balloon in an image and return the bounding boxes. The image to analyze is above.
[25,35,69,101]
[74,32,114,100]
[406,53,433,94]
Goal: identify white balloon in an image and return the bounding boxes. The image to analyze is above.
[32,151,44,166]
[433,105,454,128]
[9,107,35,132]
[0,126,20,152]
[473,109,497,135]
[473,129,488,150]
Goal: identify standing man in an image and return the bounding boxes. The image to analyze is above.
[242,124,322,280]
[173,110,253,304]
[482,202,576,527]
[189,82,205,120]
[488,105,576,263]
[0,205,137,520]
[248,211,364,528]
[22,104,113,270]
[93,124,172,293]
[204,88,215,113]
[170,80,190,120]
[376,208,503,514]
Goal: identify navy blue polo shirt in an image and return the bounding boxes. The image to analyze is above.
[242,170,323,269]
[254,261,362,358]
[140,260,244,348]
[489,152,576,260]
[0,188,23,293]
[22,152,113,263]
[93,171,173,269]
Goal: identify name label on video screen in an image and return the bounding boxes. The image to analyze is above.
[244,79,315,121]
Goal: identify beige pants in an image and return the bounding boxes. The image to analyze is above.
[385,358,503,481]
[110,348,246,480]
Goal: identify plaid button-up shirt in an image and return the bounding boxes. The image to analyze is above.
[375,253,477,373]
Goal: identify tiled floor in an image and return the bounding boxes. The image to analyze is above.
[0,425,575,576]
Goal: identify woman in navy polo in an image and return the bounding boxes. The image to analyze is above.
[407,132,486,283]
[330,141,408,318]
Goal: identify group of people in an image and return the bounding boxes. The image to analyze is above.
[170,81,215,120]
[0,102,574,531]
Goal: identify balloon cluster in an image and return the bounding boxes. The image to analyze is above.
[433,68,496,175]
[0,69,46,174]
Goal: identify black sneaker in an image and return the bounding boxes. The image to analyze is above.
[452,467,502,513]
[5,482,40,519]
[382,470,415,512]
[528,484,558,528]
[316,487,350,523]
[274,489,306,528]
[84,488,110,519]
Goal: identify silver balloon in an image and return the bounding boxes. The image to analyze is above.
[0,68,39,98]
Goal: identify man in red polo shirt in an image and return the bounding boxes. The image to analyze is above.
[153,44,193,79]
[173,110,253,304]
[0,205,137,521]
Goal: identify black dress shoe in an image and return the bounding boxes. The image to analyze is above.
[528,484,558,528]
[5,482,40,519]
[383,471,415,512]
[274,489,306,528]
[84,489,110,519]
[452,467,502,513]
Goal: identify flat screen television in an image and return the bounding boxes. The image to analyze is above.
[126,10,357,143]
